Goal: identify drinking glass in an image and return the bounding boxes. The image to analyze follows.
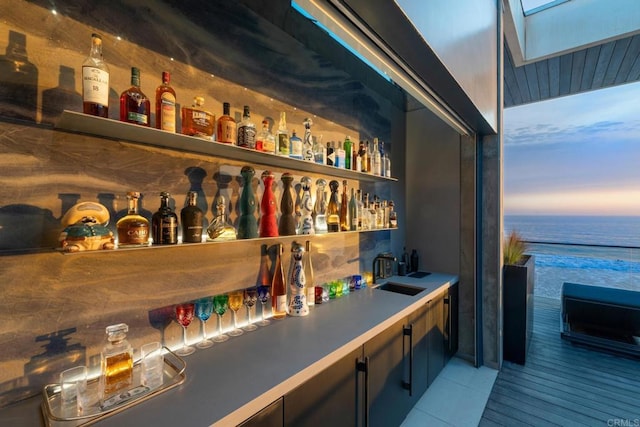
[175,303,196,356]
[195,297,214,349]
[141,342,164,389]
[213,294,230,343]
[227,290,245,336]
[256,285,271,326]
[148,305,174,347]
[243,287,258,331]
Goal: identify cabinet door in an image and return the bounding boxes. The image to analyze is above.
[284,347,360,427]
[238,398,283,427]
[427,292,445,386]
[406,303,429,405]
[444,283,459,362]
[364,317,412,427]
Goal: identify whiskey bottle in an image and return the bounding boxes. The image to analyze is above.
[181,97,214,139]
[100,323,133,402]
[339,180,349,231]
[82,33,109,118]
[257,119,276,153]
[206,195,237,241]
[237,105,256,149]
[181,191,203,243]
[271,243,288,319]
[276,112,290,156]
[327,180,340,232]
[119,67,150,126]
[155,71,176,132]
[365,140,372,173]
[116,192,149,247]
[216,102,236,144]
[151,192,178,245]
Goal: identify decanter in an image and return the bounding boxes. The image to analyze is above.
[298,176,315,235]
[206,195,237,241]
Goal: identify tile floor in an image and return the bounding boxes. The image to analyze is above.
[400,357,498,427]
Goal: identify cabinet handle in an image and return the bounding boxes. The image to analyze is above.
[356,357,370,427]
[444,296,452,352]
[402,324,413,396]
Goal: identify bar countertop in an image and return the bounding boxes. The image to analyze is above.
[1,272,458,427]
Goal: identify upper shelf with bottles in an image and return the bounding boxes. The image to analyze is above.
[55,111,398,183]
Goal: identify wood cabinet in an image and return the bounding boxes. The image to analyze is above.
[427,291,445,386]
[444,282,459,362]
[238,398,284,427]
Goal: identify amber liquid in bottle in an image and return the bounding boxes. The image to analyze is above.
[216,101,236,144]
[271,243,287,319]
[117,192,149,246]
[339,180,349,231]
[182,97,214,138]
[155,71,176,132]
[101,323,133,401]
[327,180,340,232]
[120,67,150,126]
[82,33,109,117]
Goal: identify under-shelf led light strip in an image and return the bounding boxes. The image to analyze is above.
[294,0,472,136]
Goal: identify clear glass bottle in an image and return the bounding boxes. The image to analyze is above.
[289,129,303,159]
[303,118,314,161]
[120,67,150,126]
[181,96,214,139]
[356,189,365,230]
[237,105,256,149]
[117,192,149,246]
[271,243,288,319]
[181,191,203,243]
[276,112,290,156]
[326,141,335,166]
[100,323,133,402]
[383,143,392,177]
[314,178,328,234]
[151,192,178,245]
[155,71,176,132]
[372,138,382,176]
[339,180,349,231]
[257,119,276,153]
[206,195,237,241]
[298,176,315,235]
[304,241,315,306]
[216,102,236,144]
[348,187,357,231]
[335,140,345,169]
[313,135,325,164]
[327,180,340,232]
[389,200,397,228]
[82,33,109,118]
[361,192,370,231]
[358,140,367,172]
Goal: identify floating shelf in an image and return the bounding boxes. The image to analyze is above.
[56,111,397,183]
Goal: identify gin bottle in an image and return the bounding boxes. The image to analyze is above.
[289,129,303,159]
[314,178,328,234]
[343,136,353,170]
[151,192,177,245]
[117,192,149,246]
[82,33,109,118]
[181,191,204,243]
[372,138,382,176]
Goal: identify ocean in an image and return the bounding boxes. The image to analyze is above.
[503,215,640,299]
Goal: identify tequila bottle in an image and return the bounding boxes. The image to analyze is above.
[313,135,326,164]
[238,166,258,239]
[117,192,149,246]
[181,191,204,243]
[257,119,276,153]
[327,180,340,232]
[100,323,133,402]
[151,192,178,245]
[314,178,328,234]
[206,195,237,241]
[237,105,256,149]
[278,173,297,236]
[288,242,308,316]
[216,102,236,144]
[82,33,109,118]
[120,67,150,126]
[298,176,314,235]
[259,171,278,237]
[276,112,290,156]
[302,118,314,161]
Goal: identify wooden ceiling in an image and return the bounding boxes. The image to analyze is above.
[504,33,640,107]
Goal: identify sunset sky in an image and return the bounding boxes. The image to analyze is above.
[503,80,640,216]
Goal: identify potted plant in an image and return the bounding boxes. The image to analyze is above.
[502,230,535,365]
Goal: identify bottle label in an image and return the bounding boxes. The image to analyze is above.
[160,218,177,243]
[262,137,276,153]
[278,134,290,155]
[327,150,335,166]
[127,112,148,125]
[275,295,287,313]
[160,93,176,132]
[82,66,109,106]
[238,125,256,148]
[120,226,149,245]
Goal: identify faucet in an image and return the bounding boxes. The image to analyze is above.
[372,253,397,285]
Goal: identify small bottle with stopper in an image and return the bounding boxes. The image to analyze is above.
[100,323,133,403]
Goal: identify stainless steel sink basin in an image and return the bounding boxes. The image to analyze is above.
[375,282,424,296]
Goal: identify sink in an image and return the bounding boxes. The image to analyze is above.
[375,282,425,296]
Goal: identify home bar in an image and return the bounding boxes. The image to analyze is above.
[0,1,502,425]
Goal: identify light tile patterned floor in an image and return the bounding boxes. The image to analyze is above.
[401,357,498,427]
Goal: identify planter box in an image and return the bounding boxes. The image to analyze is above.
[503,254,535,364]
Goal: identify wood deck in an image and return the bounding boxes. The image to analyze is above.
[480,296,640,426]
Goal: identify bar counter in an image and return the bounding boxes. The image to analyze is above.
[1,273,457,427]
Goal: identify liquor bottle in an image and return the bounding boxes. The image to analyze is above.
[335,141,345,169]
[288,243,308,316]
[259,171,278,237]
[206,195,237,241]
[238,166,259,239]
[383,143,392,177]
[348,187,357,231]
[339,180,349,231]
[278,172,297,236]
[358,140,368,172]
[117,192,149,246]
[100,323,133,402]
[181,96,214,139]
[289,129,303,159]
[119,67,150,126]
[326,141,335,166]
[389,200,397,228]
[372,138,382,176]
[257,119,276,153]
[155,71,176,132]
[313,135,325,164]
[276,112,290,156]
[356,189,365,230]
[343,136,353,170]
[327,180,340,232]
[181,191,203,243]
[237,105,256,149]
[410,249,419,273]
[314,178,328,234]
[365,140,372,173]
[216,102,236,144]
[304,241,315,306]
[375,196,384,229]
[303,118,314,161]
[353,144,361,172]
[151,192,178,245]
[271,243,287,319]
[82,33,109,118]
[298,176,314,235]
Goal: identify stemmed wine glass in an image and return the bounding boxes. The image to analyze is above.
[195,297,214,349]
[243,287,258,332]
[148,305,174,347]
[175,303,196,356]
[213,294,230,343]
[227,290,245,337]
[256,285,271,326]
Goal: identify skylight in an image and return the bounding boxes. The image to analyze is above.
[521,0,569,15]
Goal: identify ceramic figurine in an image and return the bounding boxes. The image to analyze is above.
[59,202,115,252]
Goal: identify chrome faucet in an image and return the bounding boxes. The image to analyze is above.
[372,253,397,284]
